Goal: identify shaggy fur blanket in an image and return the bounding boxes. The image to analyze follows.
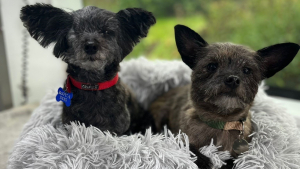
[8,58,300,169]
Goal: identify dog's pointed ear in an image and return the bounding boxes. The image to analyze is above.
[117,8,156,57]
[175,25,208,69]
[257,43,299,78]
[20,3,73,58]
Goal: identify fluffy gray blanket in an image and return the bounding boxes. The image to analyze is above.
[8,58,300,169]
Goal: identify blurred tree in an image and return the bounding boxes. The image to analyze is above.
[203,0,300,90]
[83,0,300,90]
[84,0,206,17]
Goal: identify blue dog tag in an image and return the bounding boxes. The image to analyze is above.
[56,87,73,107]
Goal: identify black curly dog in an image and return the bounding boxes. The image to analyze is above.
[20,4,156,135]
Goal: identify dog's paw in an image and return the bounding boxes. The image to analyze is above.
[220,159,234,169]
[190,144,212,169]
[194,154,212,169]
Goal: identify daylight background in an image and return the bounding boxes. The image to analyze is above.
[0,0,299,168]
[84,0,300,91]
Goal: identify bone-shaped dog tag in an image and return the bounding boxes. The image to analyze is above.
[233,138,249,155]
[56,87,73,107]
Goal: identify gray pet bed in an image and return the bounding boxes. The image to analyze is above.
[8,58,300,169]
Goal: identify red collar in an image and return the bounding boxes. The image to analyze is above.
[66,74,119,93]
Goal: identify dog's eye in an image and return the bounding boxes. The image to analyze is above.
[99,30,109,34]
[207,63,218,72]
[243,67,251,74]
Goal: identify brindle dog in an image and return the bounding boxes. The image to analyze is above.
[150,25,299,168]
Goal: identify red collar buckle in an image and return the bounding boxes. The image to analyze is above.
[66,74,119,93]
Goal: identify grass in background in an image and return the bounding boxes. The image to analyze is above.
[203,0,300,90]
[84,0,300,91]
[127,16,206,60]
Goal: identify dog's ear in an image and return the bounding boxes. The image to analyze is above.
[20,3,73,58]
[257,43,299,78]
[117,8,156,57]
[175,25,208,69]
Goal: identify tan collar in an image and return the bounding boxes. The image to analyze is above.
[224,121,243,130]
[199,117,246,130]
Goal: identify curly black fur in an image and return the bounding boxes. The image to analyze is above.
[20,3,73,58]
[117,8,156,57]
[20,4,156,135]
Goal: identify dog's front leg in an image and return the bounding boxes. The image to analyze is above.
[190,144,212,169]
[220,159,234,169]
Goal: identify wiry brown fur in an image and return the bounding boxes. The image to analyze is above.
[150,42,260,155]
[150,85,252,157]
[150,25,299,169]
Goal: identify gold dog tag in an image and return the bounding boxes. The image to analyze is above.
[232,138,249,155]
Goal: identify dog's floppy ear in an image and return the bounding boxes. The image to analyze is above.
[117,8,156,57]
[175,25,208,69]
[257,43,299,78]
[20,3,73,58]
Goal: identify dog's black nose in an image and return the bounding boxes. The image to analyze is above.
[84,42,98,55]
[224,75,240,88]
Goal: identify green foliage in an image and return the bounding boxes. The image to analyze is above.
[203,0,300,90]
[83,0,300,90]
[117,0,205,17]
[127,16,206,60]
[84,0,206,17]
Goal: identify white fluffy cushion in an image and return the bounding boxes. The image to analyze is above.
[8,58,300,169]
